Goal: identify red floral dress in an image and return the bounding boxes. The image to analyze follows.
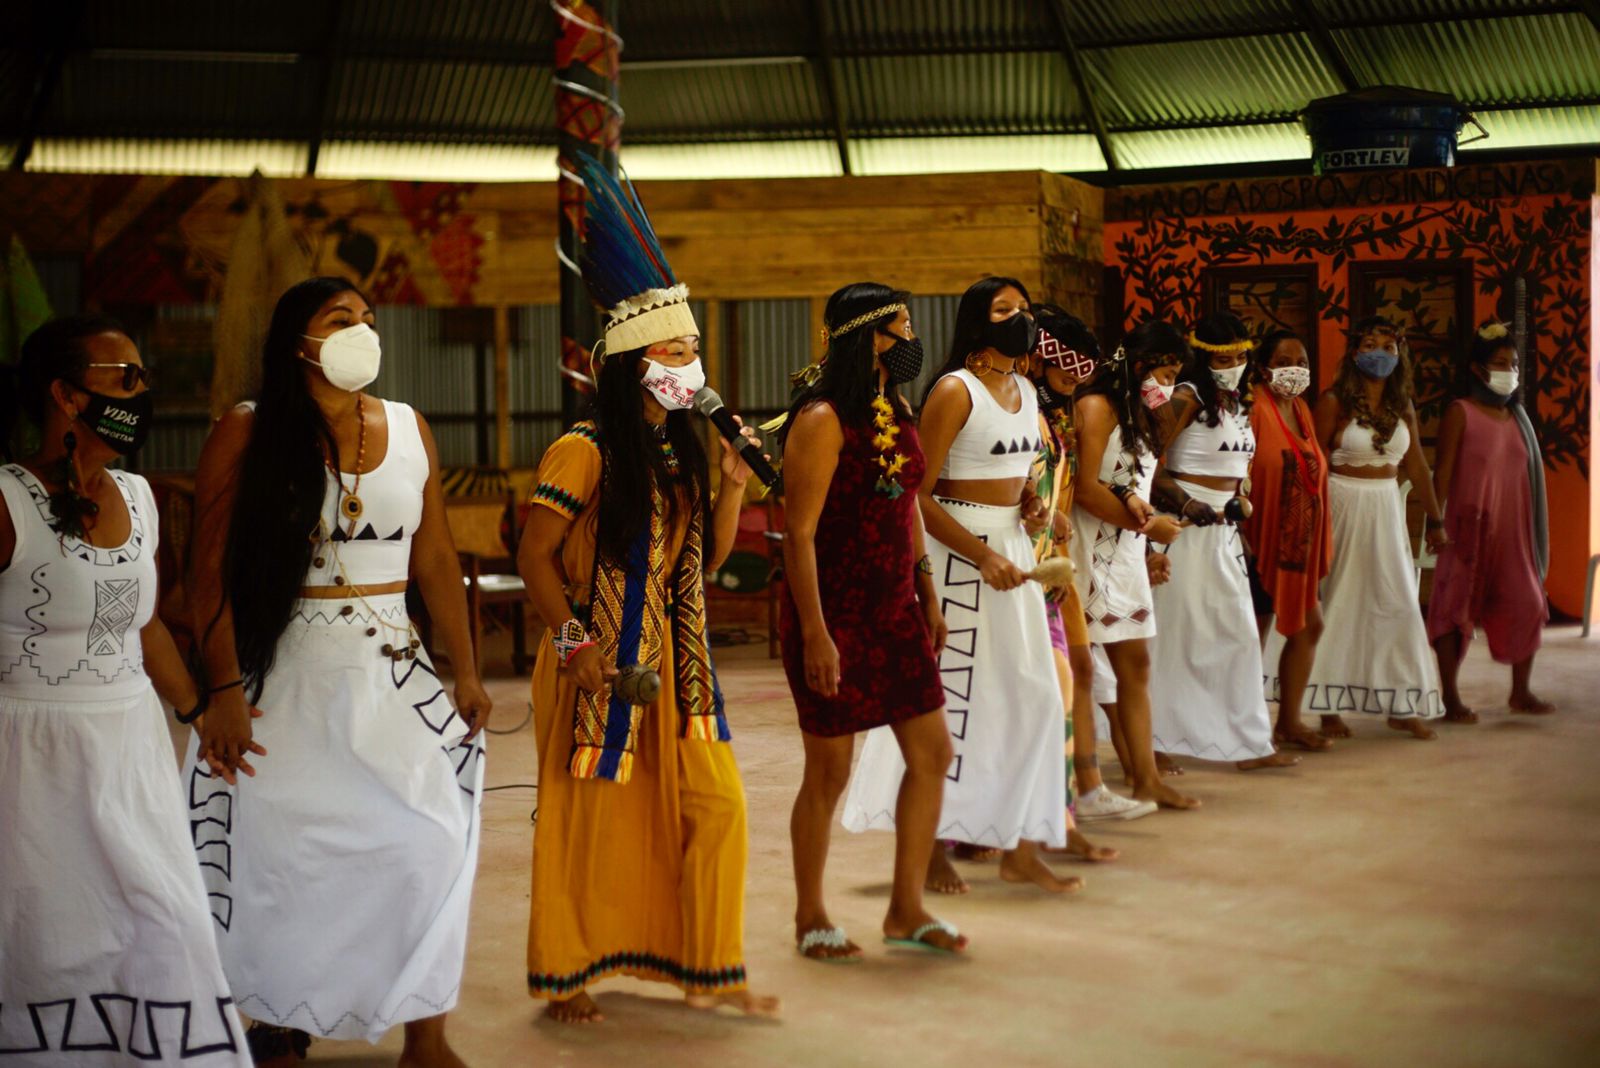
[780,404,944,736]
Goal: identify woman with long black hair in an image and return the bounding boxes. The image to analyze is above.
[1309,316,1446,739]
[185,277,490,1067]
[1,318,251,1066]
[780,282,964,960]
[1070,321,1199,810]
[1146,312,1297,771]
[517,156,778,1023]
[843,276,1075,895]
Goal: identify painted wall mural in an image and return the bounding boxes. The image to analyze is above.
[1104,159,1596,616]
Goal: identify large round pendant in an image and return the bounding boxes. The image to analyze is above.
[341,494,364,521]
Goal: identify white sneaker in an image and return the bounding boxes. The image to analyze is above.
[1076,788,1157,822]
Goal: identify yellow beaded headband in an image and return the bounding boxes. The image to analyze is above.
[821,302,907,345]
[1187,334,1255,356]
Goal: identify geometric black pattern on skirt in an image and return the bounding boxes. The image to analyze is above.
[0,995,241,1058]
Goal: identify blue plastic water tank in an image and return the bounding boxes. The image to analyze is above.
[1301,85,1473,173]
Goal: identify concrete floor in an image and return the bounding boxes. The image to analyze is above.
[301,625,1600,1068]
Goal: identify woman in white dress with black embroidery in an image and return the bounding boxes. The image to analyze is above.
[842,276,1076,895]
[1146,313,1298,772]
[0,318,251,1067]
[185,278,491,1067]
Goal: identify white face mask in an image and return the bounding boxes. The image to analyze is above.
[1140,376,1174,411]
[1485,369,1519,397]
[302,323,381,392]
[1269,365,1311,398]
[640,357,706,411]
[1211,364,1247,392]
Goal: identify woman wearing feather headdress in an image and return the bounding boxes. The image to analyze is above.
[517,155,778,1023]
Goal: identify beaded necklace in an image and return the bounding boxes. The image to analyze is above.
[870,392,909,498]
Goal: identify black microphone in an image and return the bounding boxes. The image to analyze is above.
[692,387,779,490]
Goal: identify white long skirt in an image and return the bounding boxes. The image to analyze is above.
[183,594,485,1043]
[1301,476,1442,719]
[1148,481,1276,761]
[1,685,250,1066]
[842,501,1067,849]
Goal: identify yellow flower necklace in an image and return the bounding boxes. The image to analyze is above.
[871,392,910,498]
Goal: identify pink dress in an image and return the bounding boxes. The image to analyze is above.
[1426,399,1547,664]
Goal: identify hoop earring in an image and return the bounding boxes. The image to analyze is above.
[965,352,993,377]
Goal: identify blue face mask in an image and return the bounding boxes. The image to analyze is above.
[1354,348,1398,379]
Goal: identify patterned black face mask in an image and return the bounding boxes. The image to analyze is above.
[879,333,925,384]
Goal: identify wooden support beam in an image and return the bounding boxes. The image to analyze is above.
[810,0,853,176]
[304,0,346,176]
[10,2,85,172]
[1291,0,1361,93]
[1046,0,1119,171]
[493,304,512,469]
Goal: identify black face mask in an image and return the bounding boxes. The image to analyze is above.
[1035,380,1070,411]
[76,388,153,456]
[982,313,1038,358]
[879,333,925,384]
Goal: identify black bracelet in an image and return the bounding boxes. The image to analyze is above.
[1108,483,1133,503]
[175,691,209,725]
[208,678,245,695]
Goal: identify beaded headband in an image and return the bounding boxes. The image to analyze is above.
[1187,334,1255,356]
[821,302,907,345]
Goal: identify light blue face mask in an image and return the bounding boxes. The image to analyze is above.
[1354,348,1398,379]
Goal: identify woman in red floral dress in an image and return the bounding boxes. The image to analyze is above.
[779,283,962,961]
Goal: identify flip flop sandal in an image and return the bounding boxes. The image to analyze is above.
[884,920,966,955]
[798,926,862,963]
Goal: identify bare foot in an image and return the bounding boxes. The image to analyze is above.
[1275,725,1333,751]
[950,842,1001,862]
[1440,698,1478,723]
[1134,780,1201,810]
[1387,716,1437,740]
[795,922,863,962]
[1063,827,1119,862]
[999,848,1084,893]
[1319,714,1352,740]
[925,846,969,895]
[685,990,781,1018]
[1509,693,1555,715]
[1154,751,1185,776]
[883,911,969,953]
[545,991,604,1024]
[1238,750,1301,771]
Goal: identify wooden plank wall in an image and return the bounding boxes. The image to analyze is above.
[0,168,1103,315]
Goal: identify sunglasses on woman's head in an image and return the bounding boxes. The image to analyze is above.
[84,362,154,391]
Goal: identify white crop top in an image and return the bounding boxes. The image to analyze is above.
[239,399,428,587]
[1330,416,1410,468]
[937,369,1043,480]
[0,465,159,701]
[1164,389,1255,478]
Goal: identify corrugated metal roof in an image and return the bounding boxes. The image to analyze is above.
[1111,122,1311,170]
[841,51,1081,137]
[27,138,305,176]
[4,1,1596,179]
[329,59,552,142]
[851,134,1104,175]
[1086,33,1343,127]
[829,0,1052,52]
[622,61,826,142]
[1066,0,1298,45]
[47,52,314,139]
[1334,13,1600,105]
[1472,102,1600,149]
